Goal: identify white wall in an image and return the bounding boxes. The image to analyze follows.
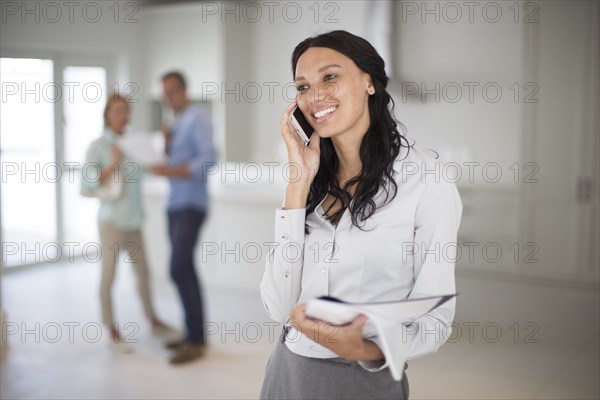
[140,3,225,101]
[393,2,523,179]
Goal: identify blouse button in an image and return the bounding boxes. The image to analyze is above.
[281,215,288,220]
[285,271,289,278]
[321,268,327,275]
[281,234,289,240]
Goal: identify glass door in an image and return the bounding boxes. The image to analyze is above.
[1,53,115,268]
[60,64,107,247]
[1,58,58,267]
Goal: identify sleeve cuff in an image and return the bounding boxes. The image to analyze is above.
[274,208,306,245]
[358,336,389,372]
[188,160,217,178]
[272,208,306,304]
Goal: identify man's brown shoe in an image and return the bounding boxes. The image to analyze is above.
[165,338,186,350]
[169,343,205,365]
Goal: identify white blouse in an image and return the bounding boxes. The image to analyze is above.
[260,146,463,378]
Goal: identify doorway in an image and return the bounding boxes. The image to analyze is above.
[1,53,115,268]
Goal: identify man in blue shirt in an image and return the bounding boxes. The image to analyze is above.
[152,71,216,364]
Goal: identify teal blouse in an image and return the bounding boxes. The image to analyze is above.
[81,128,144,231]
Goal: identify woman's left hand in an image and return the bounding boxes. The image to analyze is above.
[288,304,384,362]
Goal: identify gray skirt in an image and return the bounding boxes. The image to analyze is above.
[260,328,409,400]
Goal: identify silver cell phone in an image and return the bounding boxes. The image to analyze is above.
[290,106,314,144]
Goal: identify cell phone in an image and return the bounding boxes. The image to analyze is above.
[290,106,314,144]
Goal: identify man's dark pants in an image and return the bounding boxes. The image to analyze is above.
[168,207,206,344]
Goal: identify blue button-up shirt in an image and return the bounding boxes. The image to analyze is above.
[167,104,216,211]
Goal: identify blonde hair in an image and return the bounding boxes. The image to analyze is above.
[103,93,130,126]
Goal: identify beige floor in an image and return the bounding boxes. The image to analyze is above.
[1,260,598,400]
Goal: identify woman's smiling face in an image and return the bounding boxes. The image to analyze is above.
[294,47,373,141]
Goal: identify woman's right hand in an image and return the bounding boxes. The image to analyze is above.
[107,145,123,172]
[100,145,122,182]
[280,102,321,209]
[111,145,123,165]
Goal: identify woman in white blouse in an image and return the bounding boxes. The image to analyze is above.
[259,30,463,399]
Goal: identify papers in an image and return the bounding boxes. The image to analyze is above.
[305,294,456,325]
[116,132,166,167]
[304,294,457,381]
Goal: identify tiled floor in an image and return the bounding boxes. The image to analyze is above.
[1,260,598,399]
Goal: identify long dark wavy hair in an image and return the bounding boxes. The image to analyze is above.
[292,30,410,229]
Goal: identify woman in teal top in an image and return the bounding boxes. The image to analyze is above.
[82,93,172,351]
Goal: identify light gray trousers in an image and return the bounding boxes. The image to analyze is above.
[98,222,155,326]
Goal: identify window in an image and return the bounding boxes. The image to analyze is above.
[1,55,111,268]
